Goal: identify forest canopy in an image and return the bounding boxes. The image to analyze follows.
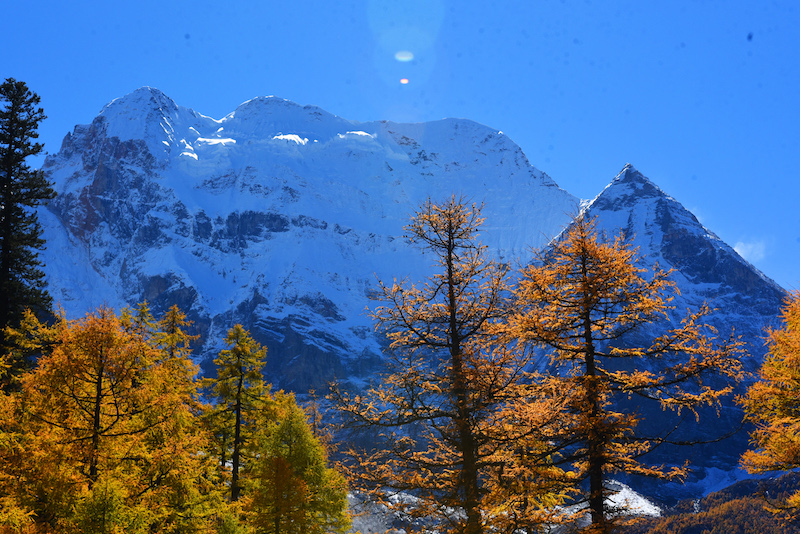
[0,305,350,534]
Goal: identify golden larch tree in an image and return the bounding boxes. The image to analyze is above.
[334,196,567,534]
[0,306,221,533]
[740,290,800,520]
[503,215,746,533]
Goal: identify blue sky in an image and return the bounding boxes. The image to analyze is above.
[6,0,799,289]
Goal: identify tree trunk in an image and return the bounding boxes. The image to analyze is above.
[231,371,244,501]
[0,166,12,348]
[582,252,607,533]
[447,228,482,534]
[89,353,105,485]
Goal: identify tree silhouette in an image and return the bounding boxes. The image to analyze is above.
[0,78,55,372]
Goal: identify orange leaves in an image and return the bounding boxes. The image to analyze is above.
[334,196,571,534]
[405,196,486,253]
[21,308,163,480]
[502,214,746,532]
[739,291,800,519]
[340,203,754,534]
[507,216,675,359]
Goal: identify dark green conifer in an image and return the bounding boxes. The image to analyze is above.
[0,78,56,360]
[205,324,268,501]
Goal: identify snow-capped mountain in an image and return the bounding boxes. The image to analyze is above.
[37,87,788,502]
[40,87,578,389]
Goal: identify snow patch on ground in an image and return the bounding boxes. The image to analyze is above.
[606,480,662,517]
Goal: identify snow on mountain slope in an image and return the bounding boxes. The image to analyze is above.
[582,164,785,358]
[40,87,579,390]
[37,89,791,504]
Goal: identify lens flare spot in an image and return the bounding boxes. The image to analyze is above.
[400,78,410,84]
[395,50,414,62]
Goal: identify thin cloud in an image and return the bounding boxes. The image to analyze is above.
[734,240,766,263]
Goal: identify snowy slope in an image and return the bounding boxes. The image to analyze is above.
[40,87,578,390]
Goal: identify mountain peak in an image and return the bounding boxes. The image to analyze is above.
[99,86,179,121]
[613,163,661,191]
[92,87,216,159]
[586,164,669,213]
[583,166,784,318]
[222,95,352,140]
[619,162,640,175]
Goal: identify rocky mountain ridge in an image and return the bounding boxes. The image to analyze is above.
[40,87,580,390]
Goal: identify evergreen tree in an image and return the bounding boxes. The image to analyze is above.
[0,78,55,358]
[503,215,746,533]
[334,196,567,534]
[156,304,200,360]
[205,324,268,502]
[740,291,800,521]
[247,392,351,534]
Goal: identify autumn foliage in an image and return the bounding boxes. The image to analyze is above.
[2,195,786,533]
[0,306,350,534]
[740,291,800,520]
[336,201,749,534]
[333,197,572,534]
[501,215,746,533]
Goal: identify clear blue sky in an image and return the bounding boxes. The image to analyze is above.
[6,0,799,289]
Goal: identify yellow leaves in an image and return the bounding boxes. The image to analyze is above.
[0,305,226,533]
[740,292,800,489]
[346,203,760,533]
[741,417,800,474]
[739,292,800,522]
[0,495,34,533]
[0,308,352,533]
